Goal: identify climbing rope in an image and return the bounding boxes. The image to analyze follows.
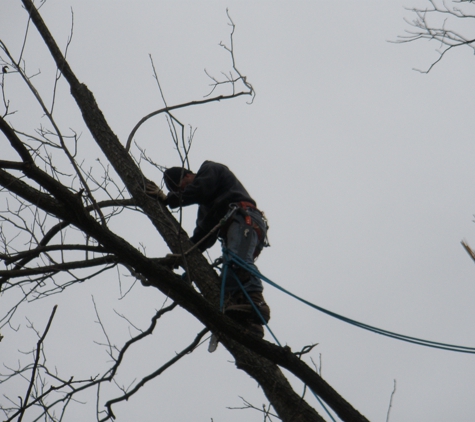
[222,248,475,355]
[220,248,338,422]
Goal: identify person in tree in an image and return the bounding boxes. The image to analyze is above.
[146,161,270,337]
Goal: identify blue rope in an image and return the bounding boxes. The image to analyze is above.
[313,393,337,422]
[219,252,229,312]
[220,249,337,421]
[230,270,282,347]
[223,248,475,355]
[220,249,281,345]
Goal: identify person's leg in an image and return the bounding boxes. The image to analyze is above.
[223,213,260,293]
[223,212,270,327]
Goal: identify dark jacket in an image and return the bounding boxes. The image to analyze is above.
[166,161,255,250]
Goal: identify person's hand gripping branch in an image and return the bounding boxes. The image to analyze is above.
[145,180,167,202]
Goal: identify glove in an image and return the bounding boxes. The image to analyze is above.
[145,181,167,202]
[151,254,183,269]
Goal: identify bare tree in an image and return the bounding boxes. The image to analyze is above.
[0,2,370,421]
[398,0,475,73]
[399,0,475,264]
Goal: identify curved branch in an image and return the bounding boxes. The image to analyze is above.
[103,327,209,420]
[125,92,251,152]
[106,303,179,380]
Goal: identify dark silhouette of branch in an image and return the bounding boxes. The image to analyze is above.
[385,379,397,422]
[1,244,107,265]
[461,239,475,262]
[294,343,319,358]
[2,304,178,422]
[103,327,209,420]
[125,92,251,153]
[228,396,280,421]
[0,255,118,278]
[396,0,475,72]
[1,42,107,225]
[205,9,254,102]
[17,305,57,422]
[0,160,25,170]
[106,302,178,379]
[126,11,253,153]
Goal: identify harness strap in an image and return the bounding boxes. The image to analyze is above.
[235,202,265,245]
[238,201,257,210]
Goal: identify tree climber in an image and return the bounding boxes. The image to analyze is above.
[146,161,270,338]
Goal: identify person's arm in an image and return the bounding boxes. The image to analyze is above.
[190,225,218,251]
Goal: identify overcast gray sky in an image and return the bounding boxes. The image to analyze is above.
[2,1,475,421]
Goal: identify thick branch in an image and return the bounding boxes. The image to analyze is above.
[0,116,83,211]
[1,244,107,265]
[0,256,117,278]
[0,160,26,170]
[0,113,34,163]
[0,167,68,218]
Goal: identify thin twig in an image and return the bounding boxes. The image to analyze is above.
[103,327,209,420]
[386,379,397,422]
[17,305,58,422]
[461,239,475,263]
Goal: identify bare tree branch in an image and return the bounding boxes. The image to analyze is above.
[396,0,475,72]
[102,327,209,421]
[385,379,397,422]
[0,256,117,278]
[17,305,57,422]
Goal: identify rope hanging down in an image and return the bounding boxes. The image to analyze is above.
[223,248,475,355]
[220,249,338,422]
[221,248,282,346]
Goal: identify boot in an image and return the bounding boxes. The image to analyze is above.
[225,291,270,324]
[246,323,264,339]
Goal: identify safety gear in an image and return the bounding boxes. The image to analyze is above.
[223,291,269,340]
[145,181,167,202]
[219,203,268,259]
[235,203,269,256]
